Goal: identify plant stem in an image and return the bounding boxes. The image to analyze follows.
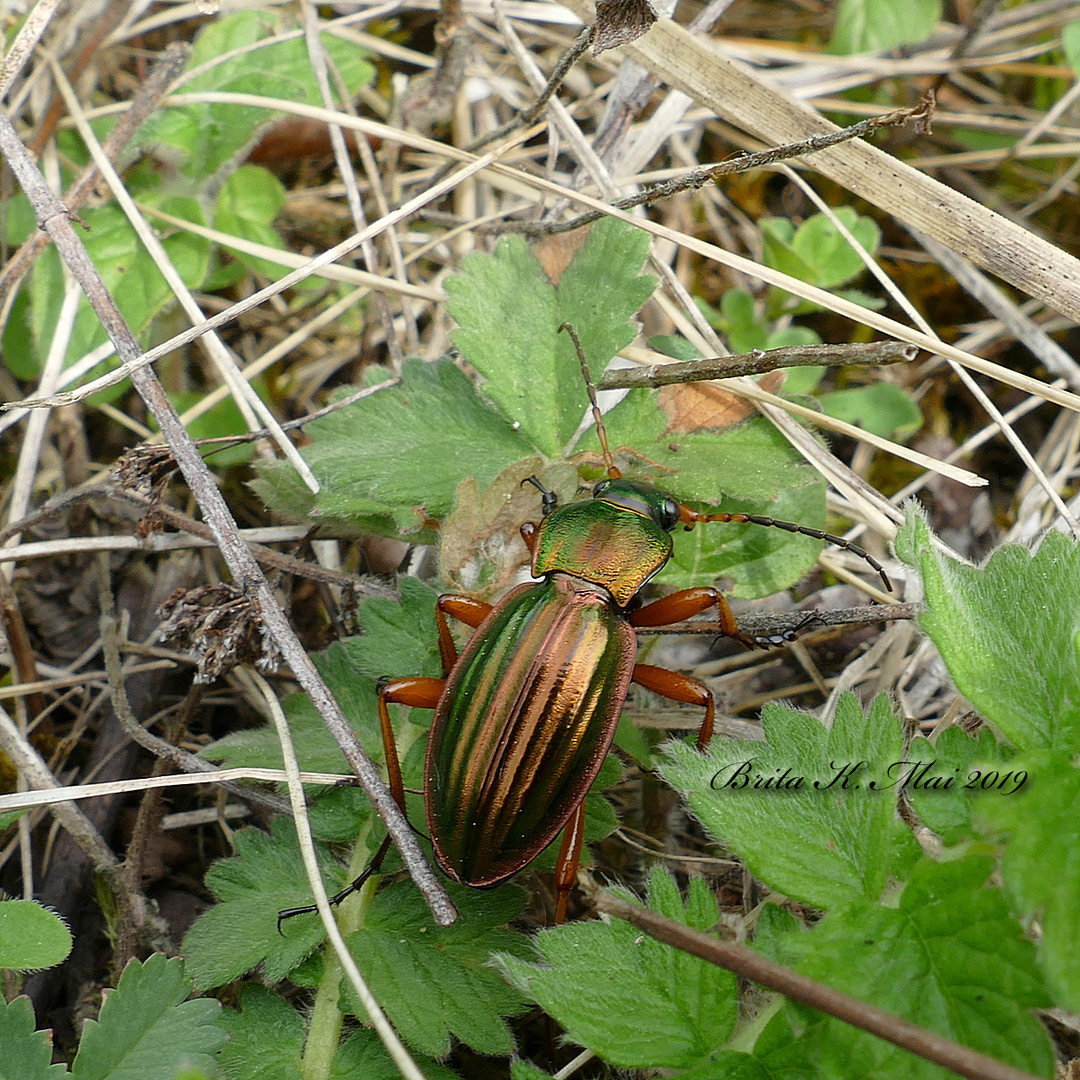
[300,818,376,1080]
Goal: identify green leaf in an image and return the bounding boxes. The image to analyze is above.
[818,381,923,439]
[499,869,737,1070]
[330,1029,460,1080]
[445,217,655,458]
[252,357,533,538]
[906,726,1014,845]
[896,502,1080,751]
[133,10,373,182]
[214,165,288,279]
[183,819,348,989]
[202,577,439,780]
[29,202,210,379]
[1064,22,1080,75]
[0,995,67,1080]
[660,693,920,909]
[781,857,1053,1080]
[341,881,531,1058]
[218,984,303,1080]
[714,289,768,353]
[975,753,1080,1010]
[0,900,72,971]
[829,0,942,54]
[510,1062,555,1080]
[70,954,226,1080]
[761,209,880,290]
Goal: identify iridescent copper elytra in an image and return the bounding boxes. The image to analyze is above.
[279,325,890,925]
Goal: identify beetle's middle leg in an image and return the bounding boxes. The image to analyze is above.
[631,664,715,750]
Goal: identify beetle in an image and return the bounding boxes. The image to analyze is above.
[280,325,890,924]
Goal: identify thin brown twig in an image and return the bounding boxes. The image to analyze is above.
[637,604,923,640]
[0,104,457,926]
[587,884,1044,1080]
[494,92,936,237]
[598,341,918,389]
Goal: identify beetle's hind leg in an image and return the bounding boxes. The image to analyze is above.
[277,676,445,929]
[553,802,587,924]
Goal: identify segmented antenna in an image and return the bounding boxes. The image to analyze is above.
[679,505,892,592]
[559,322,621,479]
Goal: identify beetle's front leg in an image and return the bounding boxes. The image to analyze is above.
[436,594,492,673]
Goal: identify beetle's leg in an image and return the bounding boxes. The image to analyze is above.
[632,663,715,750]
[553,801,587,924]
[630,586,807,651]
[629,586,755,647]
[520,520,539,553]
[436,594,492,673]
[278,676,445,929]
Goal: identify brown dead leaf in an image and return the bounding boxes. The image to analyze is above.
[658,370,785,433]
[535,230,589,284]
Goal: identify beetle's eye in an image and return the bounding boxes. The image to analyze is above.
[659,498,681,530]
[593,480,611,497]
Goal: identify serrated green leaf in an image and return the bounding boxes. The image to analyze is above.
[896,502,1080,750]
[330,1029,460,1080]
[975,753,1080,1010]
[218,984,304,1080]
[819,381,922,439]
[0,900,72,971]
[202,578,438,785]
[184,820,347,989]
[829,0,942,54]
[661,694,920,909]
[906,726,1013,845]
[133,10,373,181]
[499,868,737,1069]
[781,857,1053,1080]
[252,357,533,537]
[342,881,531,1057]
[70,954,226,1080]
[0,995,67,1080]
[509,1061,554,1080]
[446,218,654,458]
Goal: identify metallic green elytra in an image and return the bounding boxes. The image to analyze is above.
[425,478,689,888]
[426,573,635,886]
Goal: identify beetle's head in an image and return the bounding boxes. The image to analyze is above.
[592,478,682,532]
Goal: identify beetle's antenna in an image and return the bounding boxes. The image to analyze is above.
[679,505,892,593]
[559,322,621,479]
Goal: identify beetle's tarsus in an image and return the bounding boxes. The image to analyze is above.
[276,868,376,931]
